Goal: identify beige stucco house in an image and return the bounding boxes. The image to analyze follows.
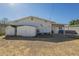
[6,16,64,37]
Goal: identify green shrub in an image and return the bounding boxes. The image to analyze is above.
[0,32,5,36]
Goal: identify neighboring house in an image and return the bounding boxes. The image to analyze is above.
[5,16,64,37]
[64,25,79,34]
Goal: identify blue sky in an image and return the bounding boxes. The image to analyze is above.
[0,3,79,24]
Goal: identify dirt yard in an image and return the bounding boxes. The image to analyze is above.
[0,35,79,56]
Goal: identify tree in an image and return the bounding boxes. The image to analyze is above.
[69,19,79,25]
[0,18,8,25]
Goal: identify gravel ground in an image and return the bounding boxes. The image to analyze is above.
[0,36,79,56]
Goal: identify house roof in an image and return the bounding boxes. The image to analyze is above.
[9,16,56,25]
[8,16,64,27]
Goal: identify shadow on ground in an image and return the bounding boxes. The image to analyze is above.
[4,34,79,43]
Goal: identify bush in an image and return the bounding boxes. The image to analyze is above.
[0,32,5,36]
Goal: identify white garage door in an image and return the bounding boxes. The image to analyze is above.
[17,26,36,37]
[5,26,15,36]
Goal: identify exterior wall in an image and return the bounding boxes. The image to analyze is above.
[64,25,69,30]
[54,27,59,34]
[17,26,36,37]
[33,17,52,34]
[65,26,79,34]
[5,26,15,35]
[51,25,64,34]
[52,26,59,34]
[12,17,52,34]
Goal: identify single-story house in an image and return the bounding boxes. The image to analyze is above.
[64,25,79,35]
[5,16,64,37]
